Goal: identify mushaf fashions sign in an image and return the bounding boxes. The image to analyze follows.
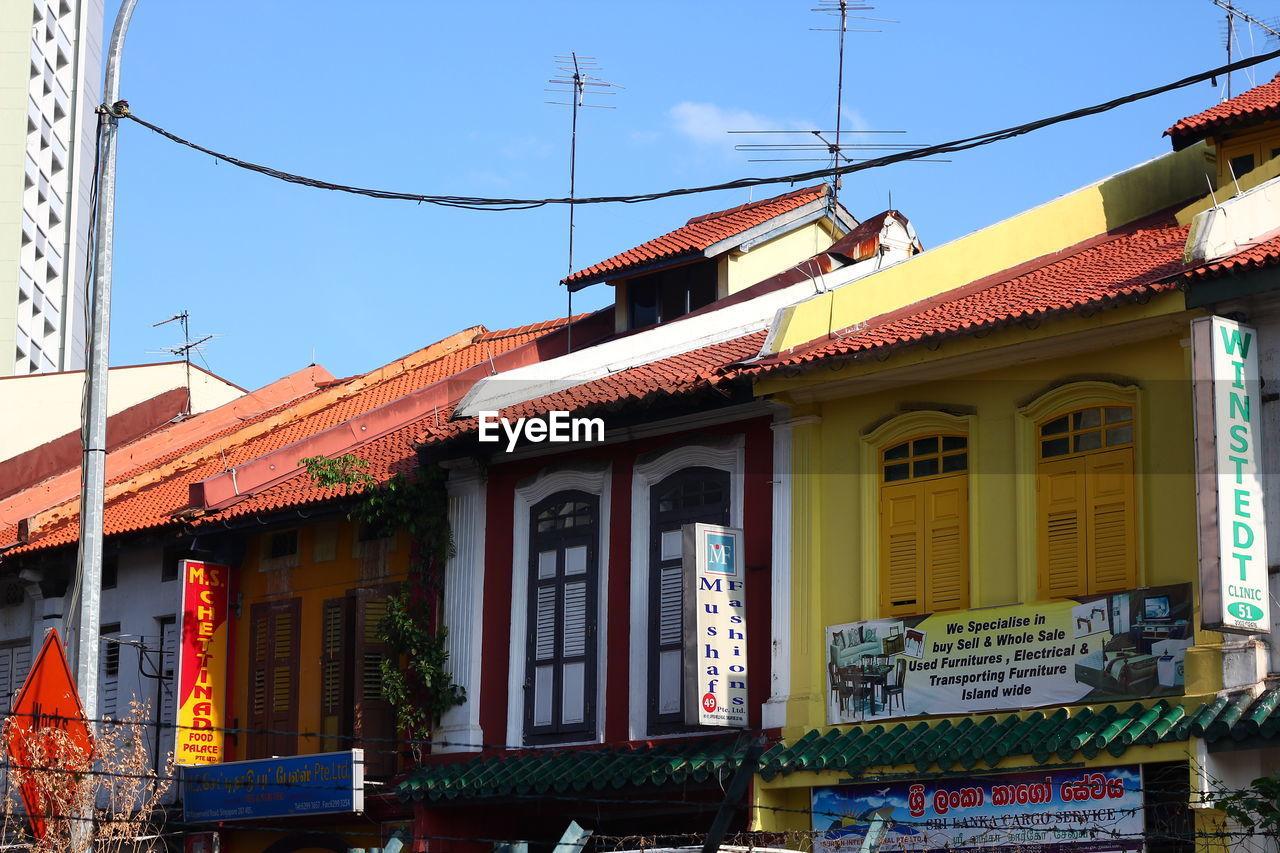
[1192,315,1271,634]
[683,523,747,727]
[826,583,1191,724]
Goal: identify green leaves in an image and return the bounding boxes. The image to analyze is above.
[299,454,376,489]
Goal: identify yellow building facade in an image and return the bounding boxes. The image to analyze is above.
[748,148,1252,850]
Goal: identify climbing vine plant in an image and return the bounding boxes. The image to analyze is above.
[301,455,465,752]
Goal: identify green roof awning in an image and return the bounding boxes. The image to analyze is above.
[398,736,749,803]
[759,691,1280,781]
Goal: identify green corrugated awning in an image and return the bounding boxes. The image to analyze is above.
[398,736,749,803]
[758,689,1280,781]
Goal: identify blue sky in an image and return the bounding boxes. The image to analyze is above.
[102,1,1280,391]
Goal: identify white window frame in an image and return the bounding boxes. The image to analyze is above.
[628,438,744,740]
[507,464,611,748]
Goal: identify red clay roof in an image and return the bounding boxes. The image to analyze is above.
[744,219,1192,373]
[1182,229,1280,281]
[563,185,830,288]
[1167,73,1280,148]
[1,319,574,556]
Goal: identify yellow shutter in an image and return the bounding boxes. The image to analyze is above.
[924,479,969,612]
[880,482,924,616]
[1086,447,1136,593]
[1038,456,1088,598]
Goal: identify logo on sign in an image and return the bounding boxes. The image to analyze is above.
[701,693,718,713]
[1229,602,1265,622]
[705,533,736,575]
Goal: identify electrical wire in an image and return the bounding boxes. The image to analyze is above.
[119,47,1280,212]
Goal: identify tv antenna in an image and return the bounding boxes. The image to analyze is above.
[1212,1,1280,99]
[547,53,621,352]
[732,3,945,214]
[148,310,219,416]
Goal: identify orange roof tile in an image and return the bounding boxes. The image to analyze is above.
[744,219,1191,373]
[1,318,574,557]
[563,185,830,288]
[1167,73,1280,148]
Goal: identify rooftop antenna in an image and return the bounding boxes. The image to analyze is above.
[150,310,218,416]
[1212,0,1280,99]
[547,53,620,353]
[731,3,946,215]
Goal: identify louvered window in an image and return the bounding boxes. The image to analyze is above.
[157,619,177,765]
[525,492,599,744]
[100,624,121,719]
[648,468,730,733]
[1037,406,1136,598]
[0,641,32,716]
[879,436,969,617]
[248,599,300,759]
[317,587,397,774]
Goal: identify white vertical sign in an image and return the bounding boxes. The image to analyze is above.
[683,523,747,727]
[1193,315,1270,634]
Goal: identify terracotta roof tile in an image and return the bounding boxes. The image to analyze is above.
[1167,72,1280,148]
[563,185,829,287]
[745,221,1191,373]
[1,318,573,556]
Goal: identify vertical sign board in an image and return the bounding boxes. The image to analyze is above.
[683,523,747,727]
[176,560,230,765]
[1192,316,1270,634]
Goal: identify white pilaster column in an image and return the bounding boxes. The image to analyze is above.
[434,464,486,754]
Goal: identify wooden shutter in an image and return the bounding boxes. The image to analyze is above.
[320,597,351,753]
[1038,456,1089,598]
[0,643,31,715]
[158,619,177,765]
[248,600,300,759]
[100,625,121,719]
[353,589,396,777]
[1086,447,1137,593]
[881,482,925,616]
[924,480,969,612]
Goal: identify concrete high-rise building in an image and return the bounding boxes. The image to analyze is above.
[0,0,103,375]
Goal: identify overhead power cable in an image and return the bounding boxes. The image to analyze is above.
[120,47,1280,211]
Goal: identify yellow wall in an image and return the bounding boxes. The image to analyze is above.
[772,326,1212,738]
[763,144,1214,355]
[718,217,841,297]
[229,519,410,762]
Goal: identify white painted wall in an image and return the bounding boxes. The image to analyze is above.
[0,362,243,461]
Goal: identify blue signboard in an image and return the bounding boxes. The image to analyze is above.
[813,766,1144,851]
[183,749,364,823]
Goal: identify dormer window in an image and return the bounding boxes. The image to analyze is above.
[626,260,716,330]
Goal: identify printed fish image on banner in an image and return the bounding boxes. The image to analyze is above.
[825,583,1191,724]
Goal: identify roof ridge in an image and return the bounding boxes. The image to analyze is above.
[684,183,828,225]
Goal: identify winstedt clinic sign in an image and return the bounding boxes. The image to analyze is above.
[683,523,747,727]
[1192,316,1270,634]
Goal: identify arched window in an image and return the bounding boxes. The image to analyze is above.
[1036,404,1136,598]
[525,491,599,743]
[879,435,969,617]
[648,467,730,732]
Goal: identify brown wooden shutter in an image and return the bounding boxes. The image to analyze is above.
[881,482,924,616]
[924,479,969,612]
[1086,447,1137,593]
[320,597,352,753]
[353,588,397,777]
[248,599,300,759]
[1038,456,1089,599]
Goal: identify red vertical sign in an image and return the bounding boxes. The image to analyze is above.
[176,560,229,765]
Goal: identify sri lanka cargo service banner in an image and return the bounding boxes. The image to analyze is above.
[812,766,1143,852]
[1192,315,1271,634]
[176,560,230,765]
[825,583,1190,724]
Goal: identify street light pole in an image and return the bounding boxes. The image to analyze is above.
[74,0,139,733]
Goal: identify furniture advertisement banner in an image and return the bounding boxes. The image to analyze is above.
[812,765,1143,851]
[176,559,230,765]
[826,583,1190,724]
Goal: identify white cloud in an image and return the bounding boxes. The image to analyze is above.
[668,101,793,147]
